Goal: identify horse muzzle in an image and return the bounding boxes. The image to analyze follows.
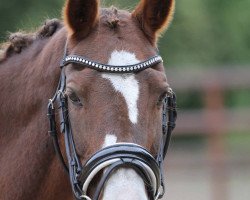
[79,143,163,200]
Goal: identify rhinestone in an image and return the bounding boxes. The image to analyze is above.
[107,67,110,71]
[115,68,118,71]
[92,63,95,66]
[118,68,122,71]
[134,66,138,69]
[99,65,103,69]
[95,64,99,68]
[127,68,130,71]
[76,58,79,61]
[123,68,126,71]
[130,67,133,70]
[144,63,146,67]
[89,61,92,65]
[111,67,114,71]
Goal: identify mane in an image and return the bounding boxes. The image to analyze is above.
[102,7,120,29]
[0,19,63,63]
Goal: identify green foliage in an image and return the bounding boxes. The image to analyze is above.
[1,0,249,66]
[161,0,250,67]
[225,89,250,108]
[0,0,63,38]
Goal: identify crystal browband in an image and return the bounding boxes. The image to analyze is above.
[62,55,163,73]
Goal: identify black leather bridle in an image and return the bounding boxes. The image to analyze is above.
[47,42,177,200]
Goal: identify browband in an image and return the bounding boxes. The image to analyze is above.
[62,55,163,73]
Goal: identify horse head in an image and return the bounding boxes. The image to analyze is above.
[52,0,176,199]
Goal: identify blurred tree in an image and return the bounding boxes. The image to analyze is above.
[0,0,249,66]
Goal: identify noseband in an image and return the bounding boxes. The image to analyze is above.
[47,42,177,200]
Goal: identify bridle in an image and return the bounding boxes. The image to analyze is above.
[47,41,177,200]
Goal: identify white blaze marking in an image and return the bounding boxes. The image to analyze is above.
[102,168,148,200]
[102,50,140,124]
[101,51,146,199]
[102,135,148,200]
[102,134,117,148]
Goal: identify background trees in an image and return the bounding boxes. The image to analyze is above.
[0,0,249,66]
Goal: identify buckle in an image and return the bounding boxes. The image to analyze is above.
[155,184,165,200]
[167,87,174,98]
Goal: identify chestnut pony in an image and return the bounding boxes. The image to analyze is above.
[0,0,175,200]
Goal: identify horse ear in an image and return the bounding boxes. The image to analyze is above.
[132,0,175,42]
[63,0,99,36]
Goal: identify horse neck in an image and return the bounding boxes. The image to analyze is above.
[0,28,66,131]
[0,28,72,200]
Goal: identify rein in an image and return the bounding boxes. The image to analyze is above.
[47,44,177,200]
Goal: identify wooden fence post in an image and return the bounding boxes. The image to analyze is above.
[204,82,229,200]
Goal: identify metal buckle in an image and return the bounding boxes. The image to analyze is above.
[167,87,174,98]
[57,90,66,99]
[48,99,54,109]
[155,185,165,200]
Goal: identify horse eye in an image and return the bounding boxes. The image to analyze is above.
[68,91,83,107]
[157,92,167,106]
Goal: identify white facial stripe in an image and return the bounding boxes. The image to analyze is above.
[102,50,140,124]
[100,51,146,199]
[101,134,148,200]
[102,168,148,200]
[103,134,117,148]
